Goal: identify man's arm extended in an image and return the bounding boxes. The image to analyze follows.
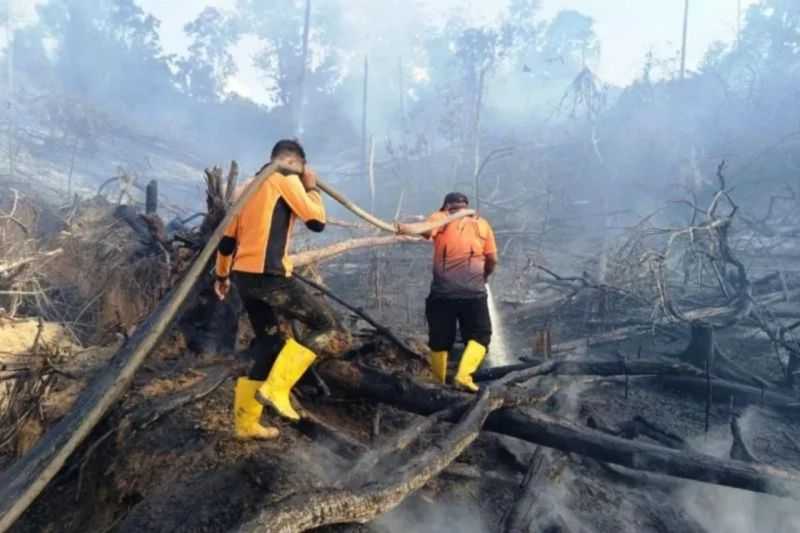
[276,166,326,232]
[397,211,447,239]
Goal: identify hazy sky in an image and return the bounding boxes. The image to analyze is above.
[15,0,758,103]
[134,0,756,103]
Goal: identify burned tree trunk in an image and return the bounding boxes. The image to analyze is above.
[145,180,158,215]
[679,322,714,369]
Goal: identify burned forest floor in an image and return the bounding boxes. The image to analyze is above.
[2,172,800,533]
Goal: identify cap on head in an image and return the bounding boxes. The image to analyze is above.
[271,139,306,162]
[441,192,469,210]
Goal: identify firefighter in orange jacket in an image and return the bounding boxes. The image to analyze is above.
[214,139,338,440]
[400,192,498,391]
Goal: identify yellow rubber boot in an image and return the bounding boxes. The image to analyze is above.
[454,340,487,393]
[256,338,316,421]
[429,350,448,384]
[234,378,280,440]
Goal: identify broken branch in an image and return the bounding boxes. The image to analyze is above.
[237,391,501,533]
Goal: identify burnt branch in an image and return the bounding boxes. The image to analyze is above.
[237,391,502,533]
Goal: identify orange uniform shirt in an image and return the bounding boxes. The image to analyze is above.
[215,170,325,278]
[426,211,497,298]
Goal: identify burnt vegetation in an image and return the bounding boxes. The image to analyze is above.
[1,1,800,532]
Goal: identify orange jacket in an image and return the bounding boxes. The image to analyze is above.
[215,170,325,278]
[426,211,497,297]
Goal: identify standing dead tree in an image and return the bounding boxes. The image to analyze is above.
[642,162,751,329]
[592,162,796,391]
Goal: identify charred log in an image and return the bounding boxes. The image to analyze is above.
[587,413,688,450]
[495,357,705,387]
[317,360,800,499]
[652,375,799,413]
[236,391,501,533]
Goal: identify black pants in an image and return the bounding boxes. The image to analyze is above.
[233,272,337,380]
[425,294,492,352]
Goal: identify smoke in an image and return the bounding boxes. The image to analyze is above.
[680,484,800,533]
[677,408,800,533]
[373,498,489,533]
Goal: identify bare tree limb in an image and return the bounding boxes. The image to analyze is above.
[290,235,424,268]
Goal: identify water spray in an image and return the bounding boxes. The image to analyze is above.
[486,284,514,367]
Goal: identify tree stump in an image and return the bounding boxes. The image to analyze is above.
[679,322,714,369]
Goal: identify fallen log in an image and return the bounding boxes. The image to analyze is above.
[443,461,521,487]
[317,360,800,499]
[474,360,544,382]
[345,403,466,484]
[236,391,501,533]
[321,361,538,413]
[652,375,800,413]
[587,414,688,450]
[0,161,284,533]
[496,358,705,387]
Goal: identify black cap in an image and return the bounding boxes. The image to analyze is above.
[271,139,306,161]
[441,192,469,209]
